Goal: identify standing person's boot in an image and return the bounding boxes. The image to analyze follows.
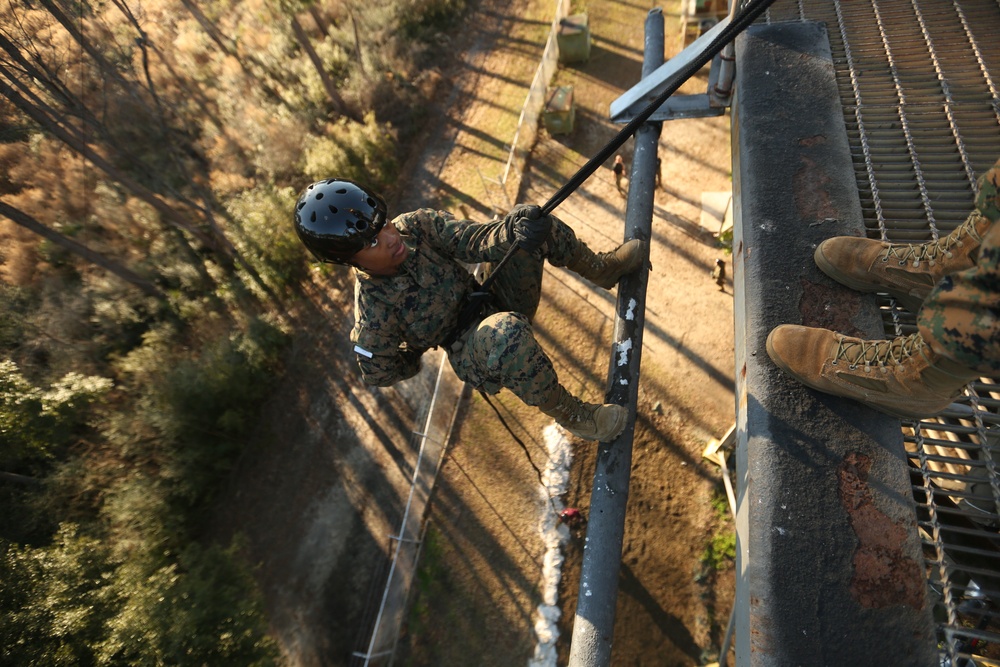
[814,210,994,312]
[539,385,628,441]
[567,239,647,289]
[765,325,980,419]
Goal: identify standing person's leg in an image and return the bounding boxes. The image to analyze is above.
[917,181,1000,377]
[765,163,1000,418]
[813,158,1000,313]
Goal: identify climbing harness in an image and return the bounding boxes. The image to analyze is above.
[452,0,779,340]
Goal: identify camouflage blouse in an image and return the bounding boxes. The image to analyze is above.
[349,208,513,386]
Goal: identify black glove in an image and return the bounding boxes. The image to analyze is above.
[503,204,551,255]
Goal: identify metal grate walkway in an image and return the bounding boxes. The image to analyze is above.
[761,0,1000,662]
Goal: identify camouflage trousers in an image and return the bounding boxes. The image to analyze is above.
[447,217,587,404]
[918,164,1000,374]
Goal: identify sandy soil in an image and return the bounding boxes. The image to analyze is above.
[209,0,737,665]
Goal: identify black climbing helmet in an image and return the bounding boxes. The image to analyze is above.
[293,179,388,264]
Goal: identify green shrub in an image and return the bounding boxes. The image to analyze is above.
[701,488,736,570]
[406,526,446,643]
[400,0,468,39]
[98,540,278,666]
[710,488,730,518]
[0,360,112,468]
[717,226,733,255]
[0,525,278,666]
[106,317,288,513]
[0,525,118,666]
[225,185,308,295]
[0,284,31,351]
[701,531,736,571]
[302,112,398,189]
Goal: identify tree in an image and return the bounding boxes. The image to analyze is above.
[0,200,168,301]
[0,5,241,289]
[0,74,223,250]
[290,12,360,121]
[0,359,112,468]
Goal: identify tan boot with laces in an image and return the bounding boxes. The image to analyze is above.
[765,324,979,419]
[568,239,647,289]
[814,210,993,312]
[539,385,628,441]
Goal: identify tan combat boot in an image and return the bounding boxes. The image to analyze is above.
[765,324,979,419]
[539,385,628,441]
[568,239,647,289]
[814,210,994,312]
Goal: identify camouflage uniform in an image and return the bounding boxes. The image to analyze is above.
[918,161,1000,373]
[350,208,587,404]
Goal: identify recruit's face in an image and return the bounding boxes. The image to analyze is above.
[351,223,408,275]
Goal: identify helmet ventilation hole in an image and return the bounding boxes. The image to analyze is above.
[328,205,338,215]
[309,211,317,223]
[315,192,324,200]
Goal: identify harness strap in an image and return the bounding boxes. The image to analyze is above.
[442,287,494,349]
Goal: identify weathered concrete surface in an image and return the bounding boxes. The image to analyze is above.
[731,21,937,666]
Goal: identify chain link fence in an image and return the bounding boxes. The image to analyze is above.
[350,354,466,666]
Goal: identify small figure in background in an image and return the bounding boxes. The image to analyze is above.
[656,156,663,190]
[711,258,726,291]
[559,507,586,531]
[613,155,626,195]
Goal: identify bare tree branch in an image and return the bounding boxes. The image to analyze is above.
[0,199,168,301]
[290,13,359,121]
[0,75,226,256]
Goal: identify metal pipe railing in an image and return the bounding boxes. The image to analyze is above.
[566,9,663,667]
[711,0,740,102]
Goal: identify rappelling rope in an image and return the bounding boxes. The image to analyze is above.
[477,389,561,513]
[479,391,544,485]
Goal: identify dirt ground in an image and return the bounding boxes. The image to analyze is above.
[209,0,737,665]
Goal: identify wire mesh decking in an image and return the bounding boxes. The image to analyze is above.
[760,0,1000,662]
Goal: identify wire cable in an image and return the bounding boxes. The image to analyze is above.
[478,389,560,513]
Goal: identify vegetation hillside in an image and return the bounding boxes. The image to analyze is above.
[0,0,464,662]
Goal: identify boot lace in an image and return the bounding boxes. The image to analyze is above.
[832,332,925,372]
[557,393,593,425]
[880,212,986,267]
